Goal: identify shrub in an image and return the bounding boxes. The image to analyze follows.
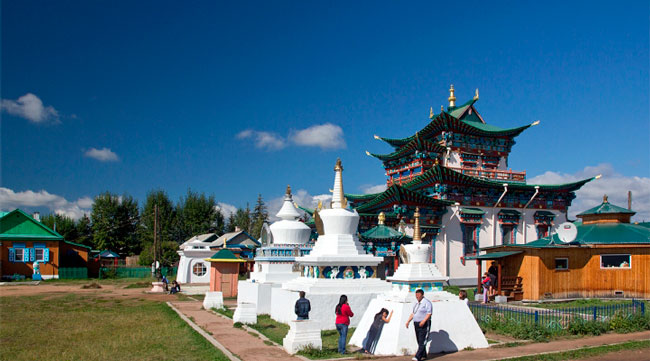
[568,319,608,336]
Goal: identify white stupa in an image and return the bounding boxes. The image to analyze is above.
[237,185,312,315]
[349,208,488,355]
[271,159,391,329]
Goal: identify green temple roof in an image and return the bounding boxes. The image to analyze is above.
[460,207,486,215]
[367,136,446,162]
[205,248,246,262]
[361,224,409,241]
[403,164,595,193]
[577,198,635,216]
[374,101,534,149]
[355,184,454,213]
[483,222,650,250]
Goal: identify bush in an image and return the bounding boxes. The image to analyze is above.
[568,319,608,336]
[609,313,650,333]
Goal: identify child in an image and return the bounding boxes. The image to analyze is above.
[362,308,393,354]
[458,290,468,302]
[481,272,491,304]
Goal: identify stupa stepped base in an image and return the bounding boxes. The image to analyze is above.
[299,234,378,263]
[349,292,488,355]
[387,263,449,283]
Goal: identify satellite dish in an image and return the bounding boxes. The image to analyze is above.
[556,222,577,243]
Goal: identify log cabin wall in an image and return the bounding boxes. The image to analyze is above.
[512,245,650,300]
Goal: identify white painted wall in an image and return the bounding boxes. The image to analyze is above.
[435,207,565,285]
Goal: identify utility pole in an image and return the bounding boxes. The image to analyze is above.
[154,203,158,278]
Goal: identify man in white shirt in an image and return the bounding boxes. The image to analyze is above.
[405,289,432,361]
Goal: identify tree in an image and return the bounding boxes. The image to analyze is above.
[76,214,93,247]
[175,189,223,241]
[226,212,236,232]
[232,204,251,233]
[250,194,268,239]
[41,213,79,242]
[91,192,140,256]
[139,190,177,266]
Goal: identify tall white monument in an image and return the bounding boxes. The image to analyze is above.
[349,208,488,355]
[271,158,391,329]
[237,185,312,315]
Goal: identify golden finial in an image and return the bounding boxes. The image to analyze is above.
[378,212,386,225]
[441,105,444,112]
[603,194,609,203]
[342,197,348,208]
[317,200,323,211]
[365,150,371,156]
[434,158,439,165]
[429,107,434,119]
[334,158,343,171]
[413,207,421,241]
[373,134,380,140]
[474,88,479,100]
[286,184,292,195]
[448,84,456,107]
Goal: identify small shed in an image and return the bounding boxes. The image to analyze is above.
[205,249,246,298]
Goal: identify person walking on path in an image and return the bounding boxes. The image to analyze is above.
[405,289,433,361]
[335,294,354,354]
[294,291,311,320]
[362,308,393,354]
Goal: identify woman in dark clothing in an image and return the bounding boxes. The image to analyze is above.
[362,308,393,354]
[487,262,498,296]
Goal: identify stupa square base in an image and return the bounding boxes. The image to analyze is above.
[283,320,322,354]
[349,292,488,355]
[271,277,391,329]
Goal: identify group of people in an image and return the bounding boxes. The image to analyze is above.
[481,262,499,303]
[294,289,456,361]
[161,275,181,294]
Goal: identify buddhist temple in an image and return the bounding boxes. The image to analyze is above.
[345,85,598,285]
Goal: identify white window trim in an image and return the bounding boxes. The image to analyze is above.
[192,262,207,277]
[600,254,631,269]
[15,248,25,262]
[35,248,45,262]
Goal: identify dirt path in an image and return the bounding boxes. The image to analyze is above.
[172,301,302,361]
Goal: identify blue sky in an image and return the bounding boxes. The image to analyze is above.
[2,1,649,221]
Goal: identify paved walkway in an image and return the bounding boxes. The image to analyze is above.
[171,300,650,361]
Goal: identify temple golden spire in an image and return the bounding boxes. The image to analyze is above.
[429,107,434,119]
[448,84,456,107]
[441,105,444,112]
[474,88,479,100]
[286,184,292,196]
[331,158,345,209]
[378,212,385,225]
[603,194,609,203]
[413,207,422,242]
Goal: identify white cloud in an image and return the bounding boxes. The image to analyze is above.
[290,123,346,150]
[237,123,345,151]
[266,189,332,221]
[236,129,286,150]
[0,187,93,220]
[528,163,650,222]
[360,183,387,194]
[1,93,60,124]
[84,147,119,162]
[216,202,237,218]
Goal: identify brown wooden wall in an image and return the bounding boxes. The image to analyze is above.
[489,245,650,300]
[1,241,60,278]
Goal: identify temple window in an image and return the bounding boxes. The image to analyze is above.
[501,225,515,245]
[601,255,631,269]
[536,225,549,239]
[461,224,479,255]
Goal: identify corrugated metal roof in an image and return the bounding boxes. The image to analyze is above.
[465,251,523,260]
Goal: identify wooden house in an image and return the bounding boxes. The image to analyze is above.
[470,196,650,301]
[0,209,92,280]
[206,248,246,297]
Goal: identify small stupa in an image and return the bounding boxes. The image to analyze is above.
[237,185,312,315]
[271,158,391,329]
[349,208,488,355]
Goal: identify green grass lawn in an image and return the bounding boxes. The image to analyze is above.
[526,298,649,309]
[0,293,229,361]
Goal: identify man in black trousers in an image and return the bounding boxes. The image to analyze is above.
[405,289,432,361]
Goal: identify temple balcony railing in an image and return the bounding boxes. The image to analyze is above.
[447,166,526,183]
